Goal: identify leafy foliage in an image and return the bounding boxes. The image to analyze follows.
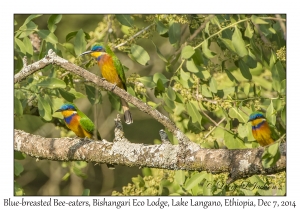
[14,14,286,195]
[112,168,286,196]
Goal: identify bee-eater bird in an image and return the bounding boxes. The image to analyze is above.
[248,112,274,146]
[56,103,114,169]
[80,44,133,124]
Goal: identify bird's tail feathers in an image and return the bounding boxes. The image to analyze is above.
[121,99,133,124]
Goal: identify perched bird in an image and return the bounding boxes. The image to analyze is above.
[56,103,114,169]
[80,44,133,124]
[56,103,101,139]
[248,112,275,146]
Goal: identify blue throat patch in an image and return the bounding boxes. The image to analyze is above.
[97,55,103,61]
[252,121,265,130]
[64,113,76,125]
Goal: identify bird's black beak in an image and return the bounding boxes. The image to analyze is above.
[55,109,63,112]
[79,50,92,56]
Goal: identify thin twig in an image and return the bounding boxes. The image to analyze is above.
[170,15,215,64]
[114,23,155,49]
[204,117,226,138]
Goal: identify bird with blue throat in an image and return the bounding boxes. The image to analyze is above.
[248,111,275,146]
[80,44,133,125]
[56,103,114,169]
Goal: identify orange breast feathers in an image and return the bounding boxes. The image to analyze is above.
[61,110,92,138]
[251,118,274,146]
[97,54,125,89]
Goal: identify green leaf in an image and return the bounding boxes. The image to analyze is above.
[14,160,24,176]
[17,21,38,38]
[131,44,150,66]
[153,73,169,84]
[269,51,277,70]
[74,29,87,56]
[251,15,268,25]
[201,84,212,97]
[209,77,218,93]
[232,26,248,57]
[37,78,66,89]
[169,22,181,45]
[85,84,101,105]
[238,123,249,138]
[175,170,186,186]
[15,38,26,54]
[37,30,58,45]
[243,83,250,96]
[163,94,175,110]
[115,15,133,27]
[58,88,76,102]
[166,87,176,100]
[219,38,236,53]
[14,151,26,160]
[180,69,190,80]
[187,119,202,134]
[262,142,281,168]
[155,78,165,96]
[222,28,233,39]
[245,22,254,39]
[14,97,23,117]
[266,101,276,126]
[186,102,202,124]
[182,45,195,59]
[202,40,215,58]
[82,189,90,196]
[48,14,62,32]
[22,14,42,25]
[228,107,247,123]
[186,59,200,73]
[224,123,247,149]
[243,54,257,69]
[225,69,238,83]
[23,36,33,55]
[281,105,286,126]
[137,76,156,88]
[238,59,252,80]
[65,31,90,42]
[152,41,168,63]
[203,180,213,195]
[156,21,168,35]
[38,95,52,121]
[271,61,286,92]
[69,88,86,99]
[185,172,207,190]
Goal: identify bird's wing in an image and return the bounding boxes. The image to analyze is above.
[79,117,95,135]
[112,55,127,90]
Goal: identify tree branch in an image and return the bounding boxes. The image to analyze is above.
[14,115,286,183]
[14,50,286,183]
[14,49,192,146]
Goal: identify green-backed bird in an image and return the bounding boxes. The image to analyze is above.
[248,112,275,146]
[56,103,114,169]
[80,44,133,124]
